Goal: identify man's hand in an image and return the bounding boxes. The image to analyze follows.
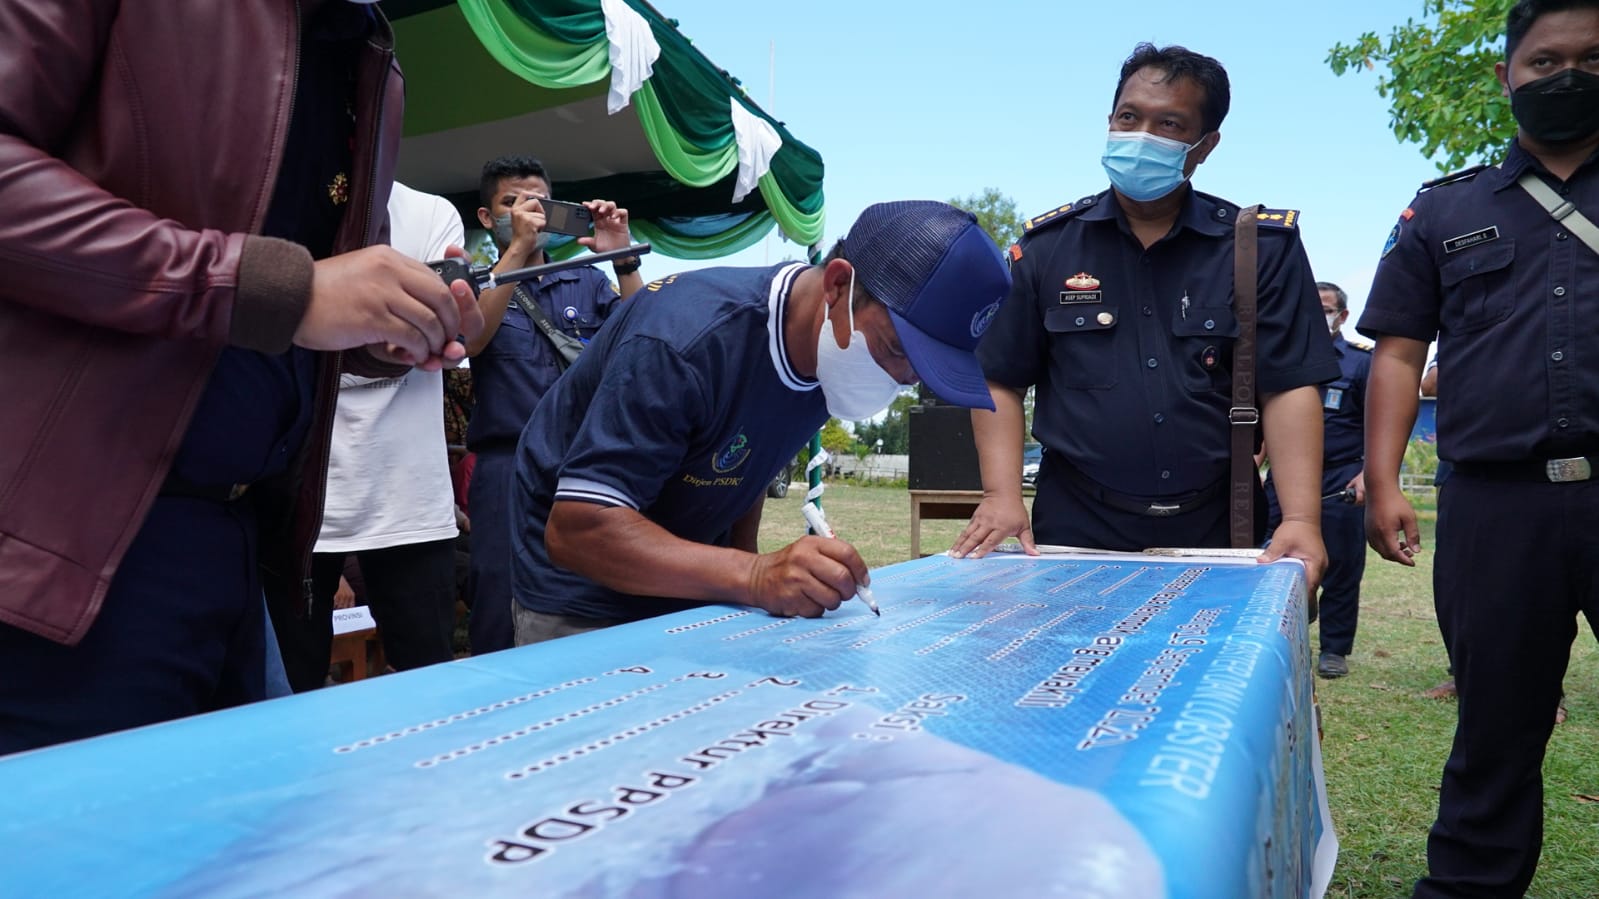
[745,535,869,618]
[1258,517,1328,591]
[950,495,1037,559]
[581,200,632,254]
[333,576,356,610]
[1348,470,1367,507]
[1366,483,1421,566]
[503,194,548,263]
[301,245,483,370]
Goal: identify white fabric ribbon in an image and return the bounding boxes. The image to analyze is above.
[730,98,783,203]
[804,448,829,502]
[601,0,660,114]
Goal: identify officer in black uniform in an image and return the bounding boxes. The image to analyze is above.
[1359,2,1599,895]
[953,42,1338,586]
[1265,282,1371,679]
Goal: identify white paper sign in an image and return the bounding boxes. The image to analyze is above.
[331,606,377,636]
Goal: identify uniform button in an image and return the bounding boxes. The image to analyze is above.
[1554,286,1566,297]
[1558,418,1570,428]
[1216,209,1228,219]
[1146,358,1158,369]
[1161,469,1172,479]
[1154,413,1165,424]
[1204,319,1216,330]
[1142,306,1153,316]
[1557,232,1569,241]
[1552,350,1565,362]
[1075,316,1086,326]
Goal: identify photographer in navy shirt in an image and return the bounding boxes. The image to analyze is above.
[509,202,1011,643]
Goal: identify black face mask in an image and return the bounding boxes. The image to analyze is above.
[1510,67,1599,144]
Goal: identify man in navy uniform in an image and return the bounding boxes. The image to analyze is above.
[952,43,1337,587]
[1265,282,1371,679]
[1359,1,1599,894]
[463,155,642,654]
[508,201,1011,642]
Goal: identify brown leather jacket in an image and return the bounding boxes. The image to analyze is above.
[0,1,405,645]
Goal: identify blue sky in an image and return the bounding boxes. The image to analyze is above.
[641,0,1494,330]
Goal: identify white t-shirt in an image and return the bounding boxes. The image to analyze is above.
[315,183,463,552]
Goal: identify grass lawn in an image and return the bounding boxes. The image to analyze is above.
[759,483,1599,899]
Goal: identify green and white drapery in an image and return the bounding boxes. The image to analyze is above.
[385,0,826,260]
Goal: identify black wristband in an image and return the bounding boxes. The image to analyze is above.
[612,256,642,276]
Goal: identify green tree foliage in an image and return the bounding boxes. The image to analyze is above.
[1327,0,1516,172]
[949,187,1027,250]
[852,393,917,455]
[817,418,857,456]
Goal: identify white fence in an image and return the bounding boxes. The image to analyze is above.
[828,453,910,483]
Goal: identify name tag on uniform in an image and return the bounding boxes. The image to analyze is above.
[1058,291,1102,305]
[1442,226,1499,254]
[1323,387,1344,411]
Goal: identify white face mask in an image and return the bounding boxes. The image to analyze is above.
[814,272,903,421]
[1326,311,1341,334]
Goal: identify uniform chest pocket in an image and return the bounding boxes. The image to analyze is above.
[1439,240,1515,333]
[1171,305,1239,394]
[484,305,537,359]
[1044,304,1120,389]
[557,310,603,338]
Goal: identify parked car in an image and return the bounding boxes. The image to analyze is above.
[1022,443,1042,487]
[767,472,790,499]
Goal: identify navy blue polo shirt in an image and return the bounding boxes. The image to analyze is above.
[1321,333,1372,469]
[979,187,1339,497]
[169,2,371,488]
[510,262,827,621]
[1358,141,1599,464]
[466,265,620,451]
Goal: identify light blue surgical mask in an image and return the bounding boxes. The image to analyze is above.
[1101,130,1200,202]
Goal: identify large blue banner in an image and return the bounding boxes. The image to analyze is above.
[0,552,1335,898]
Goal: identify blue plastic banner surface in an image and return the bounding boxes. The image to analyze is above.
[0,552,1335,897]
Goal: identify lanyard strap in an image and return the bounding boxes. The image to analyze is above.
[1516,171,1599,256]
[1229,205,1262,550]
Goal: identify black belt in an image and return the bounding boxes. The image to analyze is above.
[1452,457,1597,483]
[159,472,251,502]
[1059,465,1225,517]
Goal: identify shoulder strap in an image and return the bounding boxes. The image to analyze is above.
[510,283,585,371]
[1230,205,1262,550]
[1516,171,1599,256]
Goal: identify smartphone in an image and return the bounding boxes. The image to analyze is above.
[536,197,594,237]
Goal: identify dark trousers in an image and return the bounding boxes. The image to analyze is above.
[1267,460,1365,655]
[1031,463,1265,551]
[467,448,516,655]
[1415,475,1599,898]
[271,538,457,693]
[0,497,268,755]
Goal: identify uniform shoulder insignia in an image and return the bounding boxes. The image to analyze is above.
[1021,199,1090,236]
[1345,334,1375,352]
[1420,163,1489,192]
[1253,208,1300,230]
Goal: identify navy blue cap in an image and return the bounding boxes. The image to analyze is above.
[843,201,1011,410]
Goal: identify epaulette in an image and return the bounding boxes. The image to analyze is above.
[1420,163,1489,192]
[1021,198,1093,236]
[1253,208,1300,230]
[1344,334,1375,352]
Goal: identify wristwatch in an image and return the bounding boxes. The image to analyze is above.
[612,255,642,276]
